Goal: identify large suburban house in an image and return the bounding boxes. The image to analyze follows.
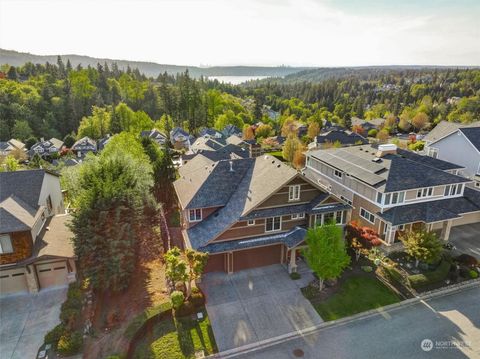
[170,127,195,150]
[303,144,480,247]
[71,136,97,158]
[308,129,368,150]
[174,154,351,274]
[140,129,167,146]
[0,139,25,156]
[424,125,480,188]
[29,138,64,158]
[423,120,480,146]
[0,170,76,295]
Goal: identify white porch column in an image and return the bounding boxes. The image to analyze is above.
[440,220,453,241]
[288,249,297,274]
[385,225,397,245]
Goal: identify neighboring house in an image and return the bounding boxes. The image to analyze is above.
[0,169,76,295]
[97,134,113,151]
[304,144,480,246]
[190,136,227,153]
[71,136,97,158]
[351,117,385,133]
[308,130,368,150]
[29,138,64,158]
[181,143,249,166]
[199,128,224,139]
[52,158,81,167]
[424,126,480,188]
[297,124,308,138]
[221,124,243,138]
[140,129,167,146]
[170,127,195,150]
[174,154,350,274]
[423,120,480,146]
[0,139,25,156]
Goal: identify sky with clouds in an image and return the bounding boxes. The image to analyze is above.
[0,0,478,66]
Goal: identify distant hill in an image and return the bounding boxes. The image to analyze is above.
[248,65,480,84]
[0,49,309,78]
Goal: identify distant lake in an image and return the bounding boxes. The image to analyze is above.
[207,76,270,84]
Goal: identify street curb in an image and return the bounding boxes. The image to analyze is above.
[209,278,480,358]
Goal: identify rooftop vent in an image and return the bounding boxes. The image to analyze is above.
[229,160,234,172]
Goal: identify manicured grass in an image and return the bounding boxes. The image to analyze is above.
[133,309,217,359]
[265,151,284,161]
[314,276,400,321]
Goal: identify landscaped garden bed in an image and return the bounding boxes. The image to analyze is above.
[131,307,217,359]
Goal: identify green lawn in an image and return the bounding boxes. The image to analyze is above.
[133,309,217,359]
[314,276,400,321]
[265,151,284,160]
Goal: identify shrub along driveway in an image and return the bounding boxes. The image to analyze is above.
[0,286,67,359]
[200,264,323,351]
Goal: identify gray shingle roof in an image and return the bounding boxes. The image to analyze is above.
[459,127,480,152]
[378,190,480,226]
[0,170,46,209]
[384,156,469,192]
[309,144,470,192]
[200,227,307,254]
[424,121,480,143]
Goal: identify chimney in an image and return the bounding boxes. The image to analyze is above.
[229,160,234,172]
[376,144,397,158]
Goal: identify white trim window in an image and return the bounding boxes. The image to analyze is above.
[427,147,439,158]
[265,216,281,232]
[444,184,463,197]
[291,213,305,220]
[0,234,14,254]
[384,191,405,205]
[288,185,301,201]
[416,187,434,198]
[188,209,202,222]
[360,207,375,224]
[247,219,255,226]
[334,169,343,179]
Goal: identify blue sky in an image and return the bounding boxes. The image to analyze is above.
[0,0,478,66]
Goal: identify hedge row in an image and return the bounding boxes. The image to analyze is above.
[124,301,172,339]
[407,258,451,289]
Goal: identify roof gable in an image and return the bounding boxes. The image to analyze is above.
[0,170,46,210]
[459,127,480,153]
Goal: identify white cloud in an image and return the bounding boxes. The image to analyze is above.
[0,0,478,66]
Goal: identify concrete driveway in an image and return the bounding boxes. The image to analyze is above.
[450,222,480,259]
[200,264,323,351]
[0,286,67,359]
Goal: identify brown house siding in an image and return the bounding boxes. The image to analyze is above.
[256,178,322,210]
[204,253,225,273]
[351,195,382,232]
[214,217,307,242]
[0,231,33,265]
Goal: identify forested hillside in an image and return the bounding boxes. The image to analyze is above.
[243,67,480,129]
[0,49,308,78]
[1,58,479,143]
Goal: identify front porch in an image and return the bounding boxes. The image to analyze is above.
[379,219,455,246]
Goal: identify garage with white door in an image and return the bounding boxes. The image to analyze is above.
[0,267,28,294]
[36,260,70,289]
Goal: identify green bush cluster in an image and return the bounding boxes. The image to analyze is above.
[469,270,479,279]
[57,331,83,356]
[407,258,451,289]
[170,291,185,310]
[382,266,405,285]
[44,282,84,355]
[175,300,195,317]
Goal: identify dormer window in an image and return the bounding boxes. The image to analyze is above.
[416,187,434,198]
[288,185,301,201]
[189,209,202,222]
[444,184,463,196]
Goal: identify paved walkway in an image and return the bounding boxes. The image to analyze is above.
[0,286,67,359]
[449,222,480,259]
[228,285,480,359]
[200,264,322,351]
